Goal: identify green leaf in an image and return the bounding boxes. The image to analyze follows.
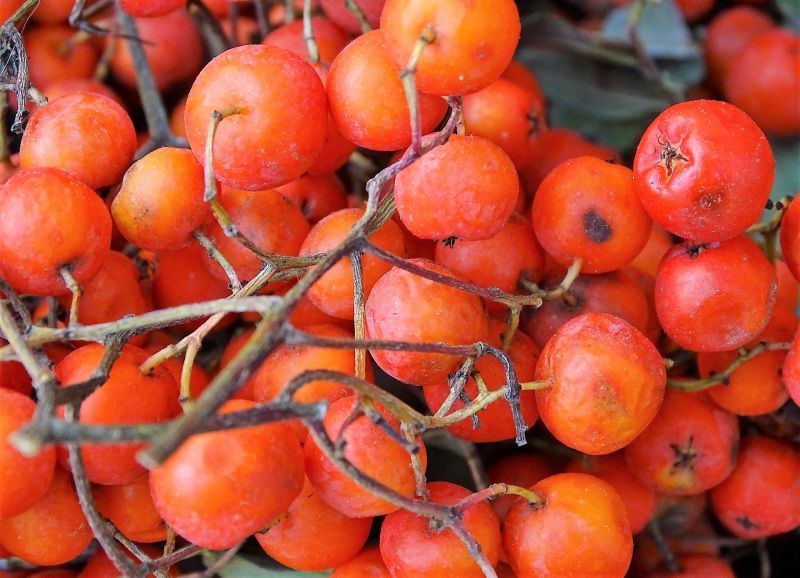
[770,138,800,203]
[776,0,800,33]
[602,0,699,60]
[517,10,703,153]
[201,552,331,578]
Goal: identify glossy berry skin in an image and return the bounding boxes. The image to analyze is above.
[534,313,666,455]
[256,477,372,571]
[185,45,327,190]
[566,453,657,534]
[423,319,539,443]
[523,128,620,195]
[300,208,406,319]
[380,0,520,96]
[521,268,649,348]
[94,475,166,543]
[326,30,447,151]
[0,168,111,296]
[629,223,674,278]
[58,251,149,329]
[56,345,180,486]
[0,468,92,566]
[395,135,519,241]
[365,259,489,385]
[783,332,800,407]
[152,241,234,332]
[276,173,348,224]
[120,0,185,17]
[698,349,788,416]
[710,436,800,539]
[307,64,357,175]
[250,324,373,440]
[675,0,714,23]
[780,197,800,283]
[633,100,774,242]
[434,214,544,314]
[625,390,739,496]
[112,147,211,251]
[704,7,774,89]
[111,8,203,92]
[0,347,32,396]
[330,547,390,578]
[380,482,501,578]
[533,156,651,274]
[20,92,137,190]
[462,77,546,167]
[647,554,735,578]
[25,26,99,89]
[725,29,800,137]
[504,473,633,578]
[0,389,56,519]
[150,400,305,550]
[487,455,554,522]
[201,187,310,284]
[654,236,776,352]
[304,395,428,518]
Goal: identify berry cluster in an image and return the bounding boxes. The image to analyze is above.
[0,1,798,578]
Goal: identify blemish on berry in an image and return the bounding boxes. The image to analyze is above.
[583,210,612,243]
[697,191,723,210]
[670,436,699,472]
[736,516,760,530]
[685,244,707,259]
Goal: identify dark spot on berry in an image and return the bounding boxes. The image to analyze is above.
[583,210,612,243]
[765,199,775,210]
[737,516,760,530]
[685,244,707,259]
[729,436,739,465]
[299,199,313,221]
[441,236,458,248]
[721,376,730,386]
[527,113,541,138]
[670,436,698,472]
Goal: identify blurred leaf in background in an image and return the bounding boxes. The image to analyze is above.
[516,0,798,206]
[202,551,331,578]
[517,0,702,153]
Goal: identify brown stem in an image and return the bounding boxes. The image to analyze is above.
[399,25,436,155]
[65,405,141,578]
[351,250,367,380]
[303,419,498,577]
[194,229,241,291]
[187,0,231,57]
[667,341,792,391]
[344,0,371,33]
[116,11,186,157]
[647,518,682,574]
[253,0,269,38]
[59,267,82,327]
[454,483,541,511]
[302,0,319,63]
[0,278,32,332]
